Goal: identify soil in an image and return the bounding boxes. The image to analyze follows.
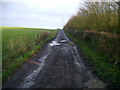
[3,30,105,88]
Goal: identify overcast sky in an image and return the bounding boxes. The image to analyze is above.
[1,0,83,29]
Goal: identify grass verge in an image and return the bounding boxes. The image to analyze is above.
[2,27,57,82]
[65,31,120,88]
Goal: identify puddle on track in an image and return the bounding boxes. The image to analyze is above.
[19,41,57,88]
[19,38,62,88]
[18,55,47,88]
[49,41,60,47]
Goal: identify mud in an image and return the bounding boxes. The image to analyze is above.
[3,30,105,88]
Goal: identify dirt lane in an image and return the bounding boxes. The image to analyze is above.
[3,30,105,88]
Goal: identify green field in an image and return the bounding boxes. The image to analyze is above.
[3,27,55,52]
[2,27,57,81]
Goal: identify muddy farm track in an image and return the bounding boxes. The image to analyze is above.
[3,30,105,88]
